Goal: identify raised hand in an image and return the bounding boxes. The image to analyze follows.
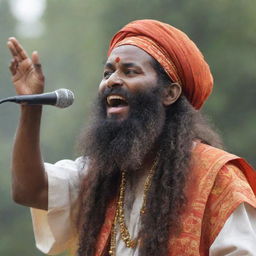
[7,37,45,95]
[7,38,48,211]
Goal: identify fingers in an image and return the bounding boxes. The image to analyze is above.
[32,51,44,77]
[32,51,40,65]
[9,57,18,75]
[7,37,28,61]
[7,38,44,82]
[7,41,18,57]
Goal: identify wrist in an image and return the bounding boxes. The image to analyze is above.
[20,105,42,118]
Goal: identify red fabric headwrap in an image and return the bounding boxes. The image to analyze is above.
[108,19,213,109]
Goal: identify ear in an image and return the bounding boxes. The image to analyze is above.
[162,82,182,106]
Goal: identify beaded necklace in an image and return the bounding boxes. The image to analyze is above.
[109,158,159,255]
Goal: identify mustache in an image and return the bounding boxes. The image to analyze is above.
[98,86,162,106]
[99,87,131,103]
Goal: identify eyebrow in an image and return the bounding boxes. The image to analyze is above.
[123,63,141,69]
[104,62,141,69]
[104,62,115,69]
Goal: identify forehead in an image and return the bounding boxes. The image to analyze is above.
[107,45,154,66]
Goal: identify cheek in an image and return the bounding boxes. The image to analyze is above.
[133,76,158,90]
[128,83,152,94]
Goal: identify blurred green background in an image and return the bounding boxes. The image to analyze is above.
[0,0,255,255]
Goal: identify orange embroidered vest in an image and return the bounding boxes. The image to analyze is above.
[94,143,256,256]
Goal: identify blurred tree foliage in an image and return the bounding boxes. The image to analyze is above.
[0,0,255,255]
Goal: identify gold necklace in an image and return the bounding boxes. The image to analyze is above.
[109,158,159,256]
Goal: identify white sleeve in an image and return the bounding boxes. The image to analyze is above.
[210,203,256,256]
[30,157,87,255]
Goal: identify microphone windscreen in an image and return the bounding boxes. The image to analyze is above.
[55,89,74,108]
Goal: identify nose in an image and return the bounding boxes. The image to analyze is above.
[106,72,123,89]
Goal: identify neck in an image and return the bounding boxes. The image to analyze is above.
[130,141,160,173]
[125,144,159,208]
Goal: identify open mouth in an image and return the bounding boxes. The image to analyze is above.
[106,95,128,108]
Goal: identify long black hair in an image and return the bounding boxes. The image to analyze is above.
[76,59,222,256]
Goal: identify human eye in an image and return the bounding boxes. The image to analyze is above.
[103,70,113,79]
[125,69,139,75]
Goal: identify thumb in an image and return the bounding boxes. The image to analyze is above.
[32,51,44,78]
[32,51,42,73]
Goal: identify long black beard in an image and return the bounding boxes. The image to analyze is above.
[77,85,223,255]
[79,86,166,171]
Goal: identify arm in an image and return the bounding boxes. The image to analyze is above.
[209,163,256,255]
[7,37,48,210]
[210,203,256,255]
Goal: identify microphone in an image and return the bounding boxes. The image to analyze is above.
[0,88,74,108]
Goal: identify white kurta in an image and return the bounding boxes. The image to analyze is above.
[31,158,256,255]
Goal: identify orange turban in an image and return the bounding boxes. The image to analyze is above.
[108,19,213,109]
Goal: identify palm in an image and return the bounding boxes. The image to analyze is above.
[12,59,44,95]
[7,37,45,95]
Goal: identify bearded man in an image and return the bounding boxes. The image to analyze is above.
[7,20,256,256]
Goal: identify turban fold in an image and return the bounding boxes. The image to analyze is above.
[108,19,213,109]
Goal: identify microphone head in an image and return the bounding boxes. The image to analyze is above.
[54,89,74,108]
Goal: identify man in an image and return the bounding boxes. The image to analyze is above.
[7,19,256,256]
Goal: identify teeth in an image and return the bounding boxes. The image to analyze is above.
[107,95,127,105]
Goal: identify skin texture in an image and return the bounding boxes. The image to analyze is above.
[7,37,48,210]
[99,45,181,120]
